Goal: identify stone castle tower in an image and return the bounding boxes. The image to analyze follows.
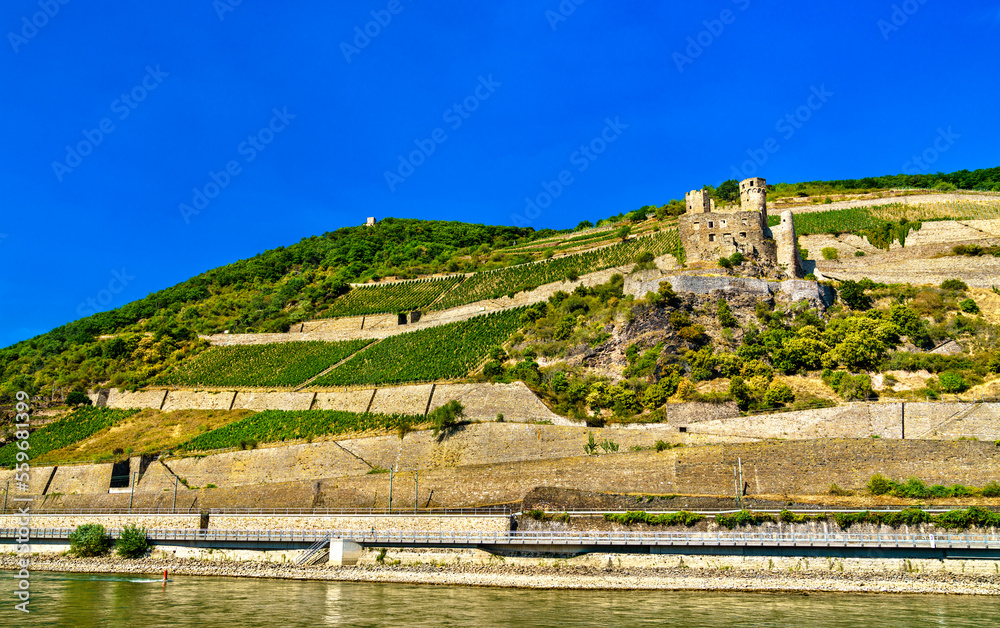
[678,177,803,279]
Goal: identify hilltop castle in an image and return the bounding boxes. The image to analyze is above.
[678,177,803,278]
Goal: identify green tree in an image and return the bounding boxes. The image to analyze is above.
[717,299,737,328]
[429,400,465,437]
[115,524,150,558]
[69,524,111,557]
[838,280,872,310]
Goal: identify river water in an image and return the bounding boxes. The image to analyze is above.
[7,572,999,627]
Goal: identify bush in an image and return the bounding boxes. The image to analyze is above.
[429,400,465,437]
[115,524,150,558]
[854,250,866,257]
[69,524,111,557]
[867,473,895,496]
[982,481,1000,498]
[940,278,968,291]
[959,298,980,314]
[821,247,839,260]
[65,391,93,406]
[937,371,968,393]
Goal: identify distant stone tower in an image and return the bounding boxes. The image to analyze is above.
[770,209,804,279]
[685,189,715,214]
[739,177,767,218]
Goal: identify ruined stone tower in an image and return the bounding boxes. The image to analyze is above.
[685,189,715,214]
[678,176,802,279]
[739,177,767,217]
[770,209,804,279]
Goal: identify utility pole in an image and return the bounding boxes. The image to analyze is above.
[388,469,393,515]
[172,476,178,512]
[414,471,418,513]
[733,466,740,508]
[128,472,136,513]
[2,480,8,514]
[738,458,744,507]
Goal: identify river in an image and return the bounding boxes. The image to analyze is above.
[8,571,999,627]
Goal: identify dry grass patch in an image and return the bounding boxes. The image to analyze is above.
[36,409,254,464]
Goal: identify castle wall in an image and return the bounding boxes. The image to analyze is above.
[678,210,772,263]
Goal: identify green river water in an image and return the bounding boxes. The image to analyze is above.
[5,572,998,627]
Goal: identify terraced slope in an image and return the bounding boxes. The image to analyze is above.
[157,340,373,387]
[313,308,526,386]
[321,276,464,318]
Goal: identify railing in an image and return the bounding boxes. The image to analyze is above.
[3,528,999,550]
[295,537,331,565]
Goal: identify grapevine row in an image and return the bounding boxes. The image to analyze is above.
[180,409,423,451]
[157,340,373,388]
[313,308,527,386]
[0,407,140,467]
[321,276,464,318]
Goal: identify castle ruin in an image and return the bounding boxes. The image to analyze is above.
[678,177,802,278]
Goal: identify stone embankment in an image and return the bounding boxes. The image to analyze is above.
[5,552,1000,595]
[782,192,1000,214]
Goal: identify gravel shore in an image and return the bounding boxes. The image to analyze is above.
[5,554,1000,596]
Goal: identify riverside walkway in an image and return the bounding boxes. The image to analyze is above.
[5,527,1000,560]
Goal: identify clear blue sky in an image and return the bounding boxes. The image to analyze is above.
[2,0,999,348]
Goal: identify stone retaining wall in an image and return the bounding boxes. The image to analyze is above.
[0,515,200,530]
[231,391,314,412]
[161,390,236,412]
[207,515,507,533]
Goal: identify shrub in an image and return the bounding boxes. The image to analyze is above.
[65,391,93,406]
[718,257,733,269]
[429,400,465,437]
[940,278,968,291]
[854,250,866,257]
[69,524,111,557]
[821,247,839,260]
[958,298,980,314]
[828,483,854,496]
[867,473,895,496]
[982,481,1000,498]
[937,371,968,393]
[715,510,775,529]
[115,524,150,558]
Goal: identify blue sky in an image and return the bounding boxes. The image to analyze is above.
[1,0,998,348]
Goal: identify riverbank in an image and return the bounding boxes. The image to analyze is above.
[5,553,1000,595]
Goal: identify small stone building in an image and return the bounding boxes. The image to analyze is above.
[678,177,802,278]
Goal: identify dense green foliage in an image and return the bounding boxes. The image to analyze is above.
[115,524,150,558]
[181,410,423,451]
[0,407,139,466]
[603,511,705,526]
[771,166,1000,194]
[322,276,464,318]
[69,524,111,557]
[834,507,1000,531]
[157,340,372,387]
[432,230,683,310]
[867,473,999,499]
[314,309,526,386]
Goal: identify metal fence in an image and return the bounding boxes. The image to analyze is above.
[4,527,999,550]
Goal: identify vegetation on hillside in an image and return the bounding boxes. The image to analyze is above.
[314,309,526,386]
[180,409,423,451]
[0,407,139,467]
[157,339,373,388]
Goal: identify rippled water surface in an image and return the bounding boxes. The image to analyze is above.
[8,571,1000,627]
